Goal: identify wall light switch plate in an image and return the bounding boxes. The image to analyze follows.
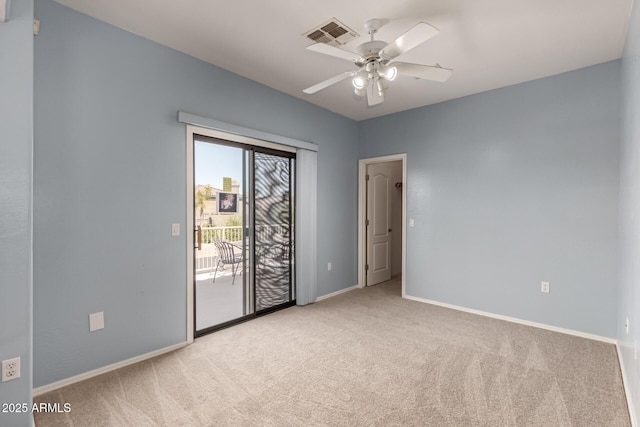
[541,281,550,293]
[171,223,180,236]
[89,312,104,332]
[409,218,415,228]
[328,262,332,271]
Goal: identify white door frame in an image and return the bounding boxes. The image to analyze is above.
[186,126,195,344]
[358,154,407,297]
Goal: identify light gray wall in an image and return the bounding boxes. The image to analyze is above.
[0,0,33,424]
[33,0,358,387]
[618,0,640,421]
[359,61,621,338]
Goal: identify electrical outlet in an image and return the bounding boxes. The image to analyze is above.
[541,281,550,293]
[2,357,21,382]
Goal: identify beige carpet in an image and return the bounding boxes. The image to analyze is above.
[34,278,630,426]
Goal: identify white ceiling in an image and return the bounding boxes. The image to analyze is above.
[54,0,632,121]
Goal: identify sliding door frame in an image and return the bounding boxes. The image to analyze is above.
[185,122,311,343]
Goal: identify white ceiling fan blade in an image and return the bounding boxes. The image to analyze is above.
[366,79,384,106]
[303,71,354,94]
[379,22,440,61]
[306,43,361,63]
[393,62,453,82]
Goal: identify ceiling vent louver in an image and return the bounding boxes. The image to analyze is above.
[303,18,358,46]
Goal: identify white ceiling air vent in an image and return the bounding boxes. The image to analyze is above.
[303,18,358,46]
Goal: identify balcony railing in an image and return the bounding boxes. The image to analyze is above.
[200,226,243,243]
[195,225,291,273]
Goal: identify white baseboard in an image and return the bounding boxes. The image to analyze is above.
[33,342,187,397]
[316,284,359,301]
[404,294,616,344]
[617,342,638,427]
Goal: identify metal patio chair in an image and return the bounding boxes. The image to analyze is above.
[212,240,243,285]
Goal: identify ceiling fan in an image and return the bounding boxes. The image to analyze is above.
[303,19,453,106]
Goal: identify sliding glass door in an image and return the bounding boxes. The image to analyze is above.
[194,140,250,332]
[254,150,295,313]
[193,136,295,336]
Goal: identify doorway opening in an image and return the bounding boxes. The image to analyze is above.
[358,154,406,296]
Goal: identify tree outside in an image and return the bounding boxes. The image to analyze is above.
[195,184,214,225]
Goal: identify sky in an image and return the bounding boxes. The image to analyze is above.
[195,140,244,192]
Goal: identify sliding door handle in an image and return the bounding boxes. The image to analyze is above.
[196,226,202,251]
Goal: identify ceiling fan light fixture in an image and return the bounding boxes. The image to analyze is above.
[352,75,367,90]
[354,87,366,97]
[380,65,397,81]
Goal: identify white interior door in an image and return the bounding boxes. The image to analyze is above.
[366,164,392,286]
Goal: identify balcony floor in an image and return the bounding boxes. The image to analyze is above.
[195,267,246,331]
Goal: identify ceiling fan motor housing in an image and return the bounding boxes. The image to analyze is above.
[356,40,387,61]
[365,60,379,79]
